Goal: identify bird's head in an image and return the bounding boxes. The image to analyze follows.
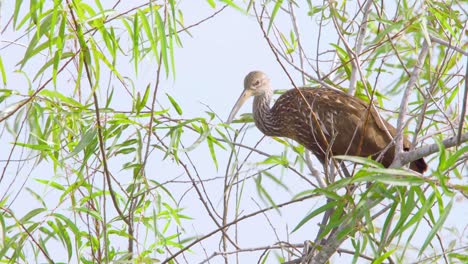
[244,71,270,96]
[227,71,270,123]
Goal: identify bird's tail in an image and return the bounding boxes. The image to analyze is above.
[403,146,428,173]
[409,158,428,173]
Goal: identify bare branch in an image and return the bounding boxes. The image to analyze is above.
[305,151,326,188]
[400,131,468,167]
[430,35,468,56]
[164,194,319,263]
[393,40,429,166]
[458,56,468,144]
[348,0,373,96]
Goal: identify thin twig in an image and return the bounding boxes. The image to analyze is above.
[457,56,467,145]
[163,194,319,263]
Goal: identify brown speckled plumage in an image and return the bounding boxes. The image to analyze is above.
[227,71,427,173]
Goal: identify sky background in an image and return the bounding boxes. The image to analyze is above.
[0,1,466,263]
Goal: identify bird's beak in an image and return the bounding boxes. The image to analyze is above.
[227,89,253,124]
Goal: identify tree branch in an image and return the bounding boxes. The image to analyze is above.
[393,40,429,165]
[348,0,373,96]
[400,132,468,167]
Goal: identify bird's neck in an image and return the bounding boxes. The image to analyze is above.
[253,90,281,137]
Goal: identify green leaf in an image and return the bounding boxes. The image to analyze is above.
[292,200,338,232]
[74,207,103,221]
[448,253,468,262]
[132,12,140,75]
[372,248,396,264]
[268,0,284,33]
[0,56,6,85]
[155,11,169,74]
[255,173,278,210]
[334,155,383,168]
[34,179,66,191]
[441,146,468,171]
[166,93,183,115]
[352,173,425,186]
[219,0,244,12]
[418,199,453,256]
[13,0,24,28]
[66,127,97,159]
[207,136,218,170]
[39,89,83,108]
[435,137,446,171]
[206,0,216,8]
[259,155,289,167]
[262,171,289,191]
[20,208,46,222]
[33,52,75,81]
[139,10,157,57]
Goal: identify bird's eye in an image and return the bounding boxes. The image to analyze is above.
[253,80,260,86]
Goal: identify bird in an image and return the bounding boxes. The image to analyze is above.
[227,71,427,173]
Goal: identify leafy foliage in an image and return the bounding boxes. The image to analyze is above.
[0,0,466,263]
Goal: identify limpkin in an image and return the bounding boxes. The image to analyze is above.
[227,71,427,173]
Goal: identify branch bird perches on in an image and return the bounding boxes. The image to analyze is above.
[227,71,428,174]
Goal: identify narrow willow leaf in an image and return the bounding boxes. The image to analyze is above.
[352,174,425,186]
[318,204,346,240]
[292,200,338,232]
[418,199,453,256]
[66,127,97,159]
[139,10,157,56]
[25,187,47,208]
[155,11,169,74]
[403,192,436,232]
[13,0,24,28]
[141,84,151,110]
[260,251,270,264]
[259,155,289,167]
[334,155,383,168]
[373,248,396,264]
[448,253,468,262]
[435,137,446,171]
[168,22,176,78]
[15,142,53,151]
[441,146,468,171]
[166,93,183,115]
[255,174,278,211]
[132,13,140,75]
[52,213,81,236]
[39,89,83,108]
[34,179,65,191]
[0,56,6,85]
[20,14,54,68]
[262,171,289,191]
[206,0,216,8]
[207,137,219,170]
[94,47,124,82]
[33,52,75,81]
[207,135,226,150]
[380,201,397,251]
[20,208,46,222]
[74,207,103,221]
[268,0,284,33]
[219,0,244,12]
[179,124,210,152]
[55,219,72,262]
